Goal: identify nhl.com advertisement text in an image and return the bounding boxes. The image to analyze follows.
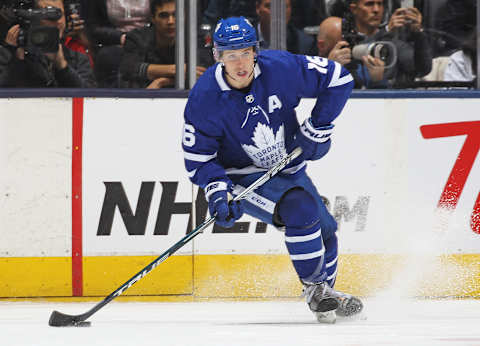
[81,98,480,257]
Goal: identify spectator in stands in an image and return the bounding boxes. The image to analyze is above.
[256,0,317,55]
[385,3,432,87]
[0,0,95,87]
[87,0,150,87]
[444,30,476,82]
[120,0,207,88]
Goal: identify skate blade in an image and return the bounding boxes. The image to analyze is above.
[314,310,336,324]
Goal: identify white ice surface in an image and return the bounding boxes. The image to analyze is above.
[1,299,479,346]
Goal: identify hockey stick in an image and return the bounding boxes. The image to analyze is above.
[49,147,302,327]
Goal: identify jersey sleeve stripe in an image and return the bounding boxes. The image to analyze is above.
[328,61,354,88]
[184,151,217,162]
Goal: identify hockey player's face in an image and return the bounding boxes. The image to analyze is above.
[221,47,255,88]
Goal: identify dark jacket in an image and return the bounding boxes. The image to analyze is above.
[120,25,213,88]
[0,44,96,87]
[120,25,174,88]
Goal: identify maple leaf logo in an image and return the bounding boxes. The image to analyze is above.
[242,123,286,168]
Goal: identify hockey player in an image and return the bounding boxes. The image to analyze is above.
[182,16,362,323]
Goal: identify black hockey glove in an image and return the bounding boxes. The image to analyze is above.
[294,118,333,161]
[205,181,244,228]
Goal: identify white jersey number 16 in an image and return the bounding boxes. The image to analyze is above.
[306,56,328,74]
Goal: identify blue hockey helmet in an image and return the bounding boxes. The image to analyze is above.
[212,16,258,59]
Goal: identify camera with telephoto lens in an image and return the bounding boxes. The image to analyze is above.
[351,41,397,68]
[341,13,397,69]
[5,0,62,53]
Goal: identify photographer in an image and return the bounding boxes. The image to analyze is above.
[0,0,95,87]
[318,0,431,88]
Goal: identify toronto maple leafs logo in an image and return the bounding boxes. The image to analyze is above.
[242,123,287,168]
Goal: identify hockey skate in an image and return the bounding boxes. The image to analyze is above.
[303,282,363,323]
[302,282,339,323]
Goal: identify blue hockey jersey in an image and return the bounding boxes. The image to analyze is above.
[182,50,353,189]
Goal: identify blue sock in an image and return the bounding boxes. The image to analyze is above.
[285,222,327,283]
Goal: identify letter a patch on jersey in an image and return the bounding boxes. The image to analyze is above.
[268,95,282,113]
[241,123,287,168]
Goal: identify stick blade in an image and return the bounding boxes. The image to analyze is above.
[49,310,89,327]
